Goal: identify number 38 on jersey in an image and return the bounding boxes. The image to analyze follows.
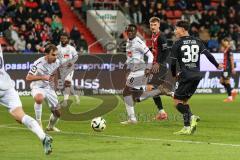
[181,45,199,63]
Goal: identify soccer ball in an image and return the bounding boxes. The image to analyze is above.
[91,117,106,132]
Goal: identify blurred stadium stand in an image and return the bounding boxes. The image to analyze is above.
[0,0,239,54]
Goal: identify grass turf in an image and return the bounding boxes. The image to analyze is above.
[0,94,239,160]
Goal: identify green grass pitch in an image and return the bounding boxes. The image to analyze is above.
[0,94,239,160]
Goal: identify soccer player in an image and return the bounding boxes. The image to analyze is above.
[26,44,62,132]
[57,33,79,105]
[0,45,52,155]
[149,17,169,120]
[121,24,153,124]
[171,20,223,135]
[220,38,237,102]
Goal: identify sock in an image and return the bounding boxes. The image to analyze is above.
[153,96,163,111]
[185,104,193,117]
[21,115,46,141]
[70,86,80,102]
[64,87,70,101]
[225,84,232,96]
[47,114,59,128]
[34,103,42,122]
[176,103,192,126]
[124,96,137,121]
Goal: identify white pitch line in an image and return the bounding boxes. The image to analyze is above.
[1,125,240,148]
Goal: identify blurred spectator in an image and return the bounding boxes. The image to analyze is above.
[51,15,63,31]
[130,0,142,24]
[70,26,81,44]
[0,0,7,16]
[207,37,219,52]
[189,25,199,38]
[76,35,88,52]
[14,35,26,51]
[24,0,39,9]
[23,43,33,54]
[52,27,62,45]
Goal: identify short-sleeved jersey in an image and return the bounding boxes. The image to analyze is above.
[223,48,233,72]
[0,45,14,90]
[57,44,78,67]
[171,36,206,80]
[126,36,150,71]
[28,57,61,89]
[151,32,168,64]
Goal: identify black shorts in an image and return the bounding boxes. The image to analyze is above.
[147,65,167,87]
[174,78,201,101]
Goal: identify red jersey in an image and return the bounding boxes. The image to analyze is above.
[151,32,160,64]
[223,47,232,71]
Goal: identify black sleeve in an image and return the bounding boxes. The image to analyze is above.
[202,49,219,68]
[157,35,169,64]
[170,42,178,77]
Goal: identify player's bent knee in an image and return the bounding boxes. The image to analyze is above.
[10,107,25,123]
[173,98,184,106]
[34,94,44,104]
[52,108,61,118]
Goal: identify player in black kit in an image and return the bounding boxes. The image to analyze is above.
[171,20,223,135]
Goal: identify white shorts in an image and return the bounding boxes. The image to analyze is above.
[0,88,22,112]
[126,70,147,90]
[31,88,58,109]
[64,71,74,82]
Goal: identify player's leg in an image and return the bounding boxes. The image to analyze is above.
[220,76,236,102]
[32,89,45,128]
[153,96,168,120]
[1,88,52,154]
[63,80,71,102]
[173,79,200,135]
[151,69,168,120]
[69,71,80,104]
[45,89,61,132]
[121,86,138,124]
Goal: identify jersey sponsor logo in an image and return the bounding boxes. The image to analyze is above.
[127,51,132,57]
[64,54,70,58]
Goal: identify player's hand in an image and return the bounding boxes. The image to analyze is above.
[42,75,50,81]
[232,69,236,75]
[151,63,160,73]
[145,68,151,76]
[218,63,223,70]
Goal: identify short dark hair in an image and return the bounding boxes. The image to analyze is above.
[60,32,69,38]
[127,24,137,31]
[176,20,190,31]
[45,44,57,54]
[222,37,230,42]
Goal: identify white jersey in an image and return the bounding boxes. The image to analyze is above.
[57,44,78,80]
[126,36,151,71]
[28,57,61,89]
[57,44,78,67]
[0,45,14,90]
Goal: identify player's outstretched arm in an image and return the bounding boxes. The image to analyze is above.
[26,74,50,81]
[202,49,222,69]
